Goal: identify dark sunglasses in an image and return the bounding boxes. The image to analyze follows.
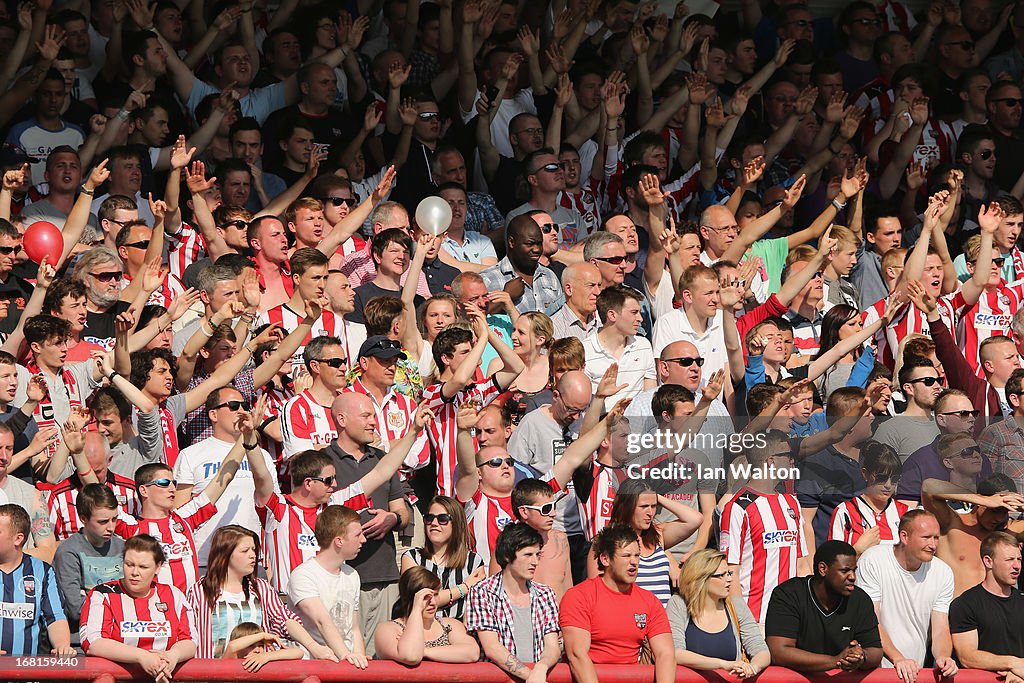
[539,223,557,234]
[213,399,250,411]
[220,219,249,230]
[123,240,150,250]
[908,376,942,387]
[665,356,704,367]
[478,456,515,468]
[520,501,556,516]
[532,162,560,175]
[424,513,452,525]
[307,475,336,486]
[787,19,811,26]
[939,409,980,418]
[367,339,402,351]
[323,196,357,207]
[593,255,626,265]
[953,446,981,459]
[978,149,996,160]
[418,111,440,120]
[945,40,975,50]
[0,245,17,255]
[144,478,177,488]
[91,271,123,282]
[316,356,348,368]
[994,257,1007,267]
[851,17,881,25]
[994,97,1024,107]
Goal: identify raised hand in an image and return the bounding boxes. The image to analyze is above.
[702,369,726,401]
[979,202,1006,234]
[213,5,242,30]
[346,15,370,51]
[639,173,664,207]
[630,25,650,55]
[794,85,818,116]
[773,38,795,68]
[86,158,111,191]
[517,26,540,58]
[909,96,930,126]
[596,362,628,398]
[905,161,925,191]
[824,90,847,123]
[838,106,865,140]
[36,24,66,61]
[905,279,936,314]
[185,160,216,194]
[2,164,26,191]
[363,106,382,132]
[782,175,807,208]
[680,22,700,55]
[371,165,397,203]
[398,97,418,127]
[127,0,154,28]
[730,84,752,117]
[388,62,411,90]
[167,288,200,320]
[555,73,573,109]
[501,52,524,82]
[741,156,765,187]
[552,8,575,40]
[169,135,196,170]
[705,97,731,129]
[687,71,710,105]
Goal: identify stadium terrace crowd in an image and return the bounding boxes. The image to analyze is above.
[9,0,1024,679]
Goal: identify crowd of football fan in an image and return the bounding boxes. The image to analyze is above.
[6,0,1024,679]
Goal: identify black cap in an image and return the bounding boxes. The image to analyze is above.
[358,335,407,360]
[0,146,31,170]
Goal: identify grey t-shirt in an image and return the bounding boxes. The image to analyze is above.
[510,602,536,663]
[871,416,940,461]
[52,530,124,632]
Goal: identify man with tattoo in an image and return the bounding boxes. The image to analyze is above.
[465,523,562,683]
[0,422,58,563]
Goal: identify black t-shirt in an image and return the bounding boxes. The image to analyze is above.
[82,300,131,348]
[765,576,881,657]
[422,258,461,296]
[349,280,424,324]
[949,584,1024,658]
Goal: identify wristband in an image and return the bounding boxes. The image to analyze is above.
[200,322,215,337]
[116,109,131,121]
[80,185,95,196]
[78,466,93,477]
[243,441,259,450]
[107,370,119,382]
[831,198,847,211]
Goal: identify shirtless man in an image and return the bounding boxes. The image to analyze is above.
[497,477,573,599]
[921,461,1024,596]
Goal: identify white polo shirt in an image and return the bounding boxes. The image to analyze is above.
[583,333,657,411]
[651,308,729,376]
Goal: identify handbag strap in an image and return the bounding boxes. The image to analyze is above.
[724,597,750,664]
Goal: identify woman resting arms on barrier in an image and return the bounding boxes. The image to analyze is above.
[223,621,305,671]
[374,566,481,664]
[80,534,196,683]
[666,549,771,677]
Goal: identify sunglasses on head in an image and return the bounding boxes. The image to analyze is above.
[91,271,123,282]
[316,356,348,368]
[123,240,150,250]
[307,475,336,486]
[520,501,557,516]
[213,399,250,411]
[221,219,248,230]
[539,223,557,234]
[593,255,626,265]
[323,196,357,207]
[478,456,515,468]
[666,356,704,367]
[144,478,177,488]
[908,376,942,387]
[424,512,452,525]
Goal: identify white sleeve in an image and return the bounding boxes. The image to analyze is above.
[286,564,319,607]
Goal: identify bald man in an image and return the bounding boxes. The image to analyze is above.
[551,262,603,341]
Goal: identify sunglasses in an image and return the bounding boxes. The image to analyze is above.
[307,475,336,486]
[994,97,1024,107]
[323,196,357,207]
[532,163,561,175]
[939,409,980,418]
[213,399,250,411]
[978,149,996,160]
[424,513,452,525]
[665,357,704,367]
[711,570,735,578]
[787,18,811,26]
[520,501,557,516]
[593,255,626,265]
[367,339,402,351]
[851,17,881,25]
[994,257,1007,267]
[144,478,177,488]
[123,240,150,250]
[91,271,123,282]
[908,376,942,387]
[952,446,981,459]
[945,40,975,50]
[539,223,556,234]
[220,219,249,230]
[478,456,515,468]
[0,246,17,255]
[315,357,348,368]
[418,111,440,120]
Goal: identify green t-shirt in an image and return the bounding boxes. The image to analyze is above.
[750,236,790,294]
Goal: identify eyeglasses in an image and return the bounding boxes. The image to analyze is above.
[322,196,357,207]
[0,246,17,255]
[593,255,626,265]
[994,97,1024,107]
[520,501,557,516]
[711,570,735,578]
[213,399,250,411]
[851,17,881,25]
[665,357,704,367]
[122,240,150,250]
[307,475,336,486]
[539,223,556,234]
[478,456,515,468]
[939,409,980,418]
[952,446,981,459]
[944,40,976,50]
[315,356,348,368]
[702,224,739,235]
[907,376,942,387]
[978,149,996,160]
[144,478,177,488]
[220,219,248,230]
[531,163,561,175]
[418,111,440,120]
[91,271,123,282]
[424,512,452,525]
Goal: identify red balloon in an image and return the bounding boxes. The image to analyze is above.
[23,221,63,265]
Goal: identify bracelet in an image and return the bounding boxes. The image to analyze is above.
[78,466,93,477]
[200,321,215,336]
[454,583,465,599]
[116,109,131,121]
[244,342,256,354]
[831,198,847,211]
[828,141,842,155]
[107,370,119,382]
[79,185,95,196]
[243,441,259,450]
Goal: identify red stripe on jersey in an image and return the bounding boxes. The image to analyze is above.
[257,305,352,375]
[829,497,909,545]
[280,390,338,458]
[256,492,324,594]
[82,581,193,652]
[464,489,515,567]
[422,378,502,497]
[48,474,139,541]
[116,496,216,591]
[581,462,630,541]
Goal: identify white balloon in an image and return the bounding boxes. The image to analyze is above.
[415,196,453,236]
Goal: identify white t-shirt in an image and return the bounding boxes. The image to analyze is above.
[582,333,657,411]
[173,436,279,568]
[856,544,955,667]
[288,558,361,650]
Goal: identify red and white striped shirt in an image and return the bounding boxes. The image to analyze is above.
[48,473,139,541]
[463,489,515,568]
[185,576,300,658]
[863,294,959,369]
[259,383,293,479]
[280,390,338,458]
[166,223,206,283]
[829,496,910,546]
[81,580,194,652]
[422,377,503,497]
[257,487,369,594]
[344,379,429,469]
[952,282,1024,376]
[557,185,601,246]
[579,461,630,541]
[719,488,807,623]
[115,494,217,591]
[256,304,354,375]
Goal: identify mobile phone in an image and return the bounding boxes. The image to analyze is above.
[485,85,500,103]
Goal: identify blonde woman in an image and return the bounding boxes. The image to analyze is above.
[666,549,770,677]
[487,312,553,425]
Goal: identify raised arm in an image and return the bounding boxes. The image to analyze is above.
[56,159,109,271]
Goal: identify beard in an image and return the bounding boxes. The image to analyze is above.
[88,282,120,309]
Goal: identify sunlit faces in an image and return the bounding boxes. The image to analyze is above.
[682,273,720,319]
[899,514,941,562]
[601,539,641,585]
[94,408,126,446]
[440,186,468,232]
[290,206,327,246]
[143,358,175,399]
[326,271,356,314]
[0,362,16,403]
[122,548,161,596]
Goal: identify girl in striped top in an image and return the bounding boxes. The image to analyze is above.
[184,525,330,659]
[587,479,704,606]
[401,496,486,619]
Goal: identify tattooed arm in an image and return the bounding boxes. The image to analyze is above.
[477,631,532,680]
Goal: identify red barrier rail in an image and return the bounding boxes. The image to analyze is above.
[0,659,1003,683]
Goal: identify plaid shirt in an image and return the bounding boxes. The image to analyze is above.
[464,571,560,660]
[466,192,505,234]
[180,367,258,447]
[978,417,1024,494]
[479,257,562,314]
